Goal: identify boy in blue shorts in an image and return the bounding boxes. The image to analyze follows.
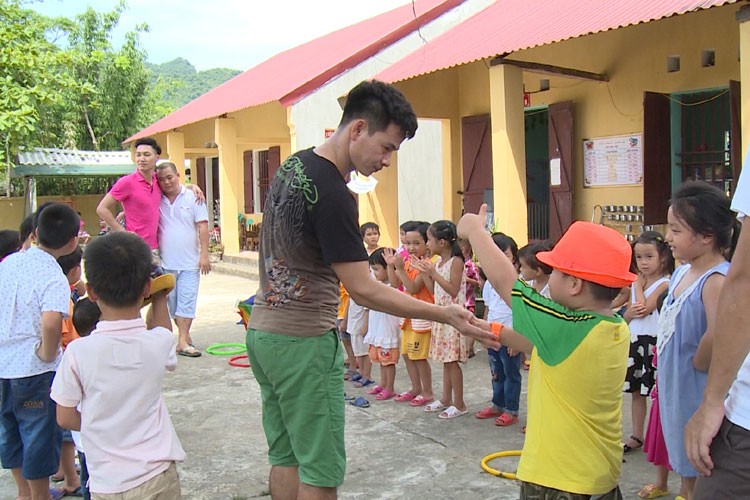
[459,207,636,499]
[0,203,80,500]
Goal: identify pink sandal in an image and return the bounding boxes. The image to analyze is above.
[376,390,396,401]
[367,385,383,395]
[409,395,433,407]
[494,412,519,426]
[394,391,416,403]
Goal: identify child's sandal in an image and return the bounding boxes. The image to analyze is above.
[637,483,669,499]
[623,435,643,453]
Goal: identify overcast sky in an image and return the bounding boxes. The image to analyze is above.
[31,0,414,71]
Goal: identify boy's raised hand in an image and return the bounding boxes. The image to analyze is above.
[457,203,488,240]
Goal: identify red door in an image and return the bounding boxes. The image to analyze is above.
[243,150,254,213]
[461,115,493,214]
[730,80,742,189]
[643,91,671,225]
[548,101,574,242]
[195,158,206,195]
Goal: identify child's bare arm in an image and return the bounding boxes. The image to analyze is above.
[413,259,435,294]
[422,257,463,298]
[38,311,63,362]
[471,317,534,354]
[383,249,402,288]
[57,405,81,431]
[694,274,725,372]
[458,205,516,304]
[640,282,670,316]
[147,290,172,331]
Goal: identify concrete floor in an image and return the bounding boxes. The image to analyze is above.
[1,272,682,499]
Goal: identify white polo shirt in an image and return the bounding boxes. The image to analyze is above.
[158,186,209,270]
[0,247,69,378]
[725,160,750,431]
[50,318,185,494]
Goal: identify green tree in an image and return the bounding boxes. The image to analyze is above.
[57,0,150,150]
[0,0,73,185]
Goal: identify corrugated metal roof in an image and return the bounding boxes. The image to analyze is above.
[125,0,464,144]
[376,0,739,83]
[13,148,135,176]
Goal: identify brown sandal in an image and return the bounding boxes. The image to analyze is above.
[623,435,643,453]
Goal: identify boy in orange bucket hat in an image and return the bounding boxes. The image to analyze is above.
[458,207,635,499]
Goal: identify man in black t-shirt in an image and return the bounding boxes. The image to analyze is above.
[247,80,498,500]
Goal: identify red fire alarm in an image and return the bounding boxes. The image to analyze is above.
[523,92,531,108]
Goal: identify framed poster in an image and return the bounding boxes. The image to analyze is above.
[583,134,643,187]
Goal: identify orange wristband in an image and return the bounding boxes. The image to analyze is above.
[490,322,504,339]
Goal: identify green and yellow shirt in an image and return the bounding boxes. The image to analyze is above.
[511,280,629,495]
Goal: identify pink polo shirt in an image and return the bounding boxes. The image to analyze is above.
[109,171,162,249]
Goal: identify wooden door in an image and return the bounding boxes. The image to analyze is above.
[195,158,206,195]
[243,150,254,213]
[548,101,573,242]
[643,91,671,225]
[730,80,742,189]
[461,115,493,214]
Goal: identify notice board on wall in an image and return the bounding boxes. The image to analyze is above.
[583,134,643,187]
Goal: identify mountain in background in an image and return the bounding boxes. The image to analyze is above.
[147,58,242,109]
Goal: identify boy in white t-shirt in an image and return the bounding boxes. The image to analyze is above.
[51,232,186,499]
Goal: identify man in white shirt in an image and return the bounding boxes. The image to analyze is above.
[156,162,211,357]
[686,155,750,497]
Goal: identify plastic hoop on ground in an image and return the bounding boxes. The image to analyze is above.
[228,354,251,368]
[206,343,247,356]
[481,450,522,480]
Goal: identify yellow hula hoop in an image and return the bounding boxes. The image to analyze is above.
[480,450,522,480]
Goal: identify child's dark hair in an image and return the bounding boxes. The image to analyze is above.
[34,203,80,249]
[19,215,34,244]
[57,246,83,276]
[369,247,389,267]
[400,220,420,234]
[405,221,430,243]
[360,222,380,237]
[429,220,463,259]
[634,230,675,275]
[490,232,519,265]
[84,232,151,307]
[134,137,161,155]
[586,282,623,303]
[340,80,417,140]
[671,180,740,261]
[518,241,554,275]
[0,230,21,260]
[72,297,101,337]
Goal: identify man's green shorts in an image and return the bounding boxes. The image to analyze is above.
[246,328,345,488]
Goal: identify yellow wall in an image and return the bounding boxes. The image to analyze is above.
[386,3,742,240]
[0,194,106,237]
[515,3,740,223]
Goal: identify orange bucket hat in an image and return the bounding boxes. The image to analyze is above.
[536,221,636,288]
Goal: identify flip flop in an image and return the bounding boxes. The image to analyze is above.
[50,488,65,500]
[63,486,83,497]
[367,385,383,395]
[495,412,519,426]
[424,400,447,413]
[349,396,370,408]
[438,406,468,419]
[343,369,358,381]
[344,393,356,402]
[177,346,201,358]
[623,435,643,453]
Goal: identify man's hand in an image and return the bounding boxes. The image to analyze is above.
[444,304,500,350]
[199,254,211,275]
[188,184,206,203]
[457,204,488,240]
[685,401,725,476]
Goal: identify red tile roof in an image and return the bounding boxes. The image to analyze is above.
[376,0,738,83]
[126,0,465,143]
